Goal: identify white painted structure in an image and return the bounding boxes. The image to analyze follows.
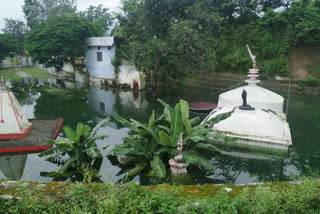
[0,80,32,139]
[118,60,146,89]
[85,37,116,83]
[203,48,292,150]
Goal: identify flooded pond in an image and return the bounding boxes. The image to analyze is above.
[0,77,319,185]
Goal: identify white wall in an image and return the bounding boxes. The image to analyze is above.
[86,45,115,79]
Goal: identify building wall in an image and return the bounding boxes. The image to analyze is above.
[86,45,115,80]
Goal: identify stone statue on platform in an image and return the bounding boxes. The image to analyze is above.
[239,89,255,111]
[169,132,189,175]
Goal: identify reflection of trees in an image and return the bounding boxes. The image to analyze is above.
[34,88,97,129]
[10,81,39,105]
[285,95,320,176]
[188,150,288,185]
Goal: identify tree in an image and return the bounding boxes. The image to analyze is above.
[79,4,114,35]
[0,34,19,60]
[2,19,28,53]
[25,14,100,70]
[23,0,77,30]
[115,0,198,90]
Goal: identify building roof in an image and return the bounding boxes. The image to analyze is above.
[84,37,114,47]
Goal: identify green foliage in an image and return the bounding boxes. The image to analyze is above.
[1,177,320,213]
[25,13,100,70]
[111,99,229,179]
[298,76,320,88]
[2,18,28,53]
[39,117,110,182]
[23,0,77,30]
[0,34,19,60]
[178,189,238,214]
[78,4,114,35]
[237,178,320,213]
[114,0,320,80]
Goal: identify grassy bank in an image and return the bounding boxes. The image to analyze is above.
[1,178,320,213]
[22,67,53,79]
[0,68,21,81]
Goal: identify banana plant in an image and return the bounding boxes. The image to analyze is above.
[110,99,233,179]
[39,117,110,181]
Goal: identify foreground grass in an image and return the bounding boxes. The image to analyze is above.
[22,67,53,79]
[0,68,21,81]
[1,178,320,213]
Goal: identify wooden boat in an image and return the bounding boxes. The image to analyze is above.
[189,102,217,113]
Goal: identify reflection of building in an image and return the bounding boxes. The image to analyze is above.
[85,37,115,84]
[0,154,27,180]
[88,87,115,116]
[119,91,148,110]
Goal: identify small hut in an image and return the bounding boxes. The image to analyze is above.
[85,37,116,84]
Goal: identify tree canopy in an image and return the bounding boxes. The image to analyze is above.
[23,0,77,30]
[0,34,19,60]
[2,19,28,54]
[78,4,114,35]
[25,13,100,70]
[112,0,320,87]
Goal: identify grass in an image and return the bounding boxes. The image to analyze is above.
[1,177,320,213]
[0,68,22,81]
[22,67,53,79]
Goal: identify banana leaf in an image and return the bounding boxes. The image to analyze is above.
[150,155,166,178]
[180,99,192,135]
[127,162,147,177]
[159,130,175,147]
[194,143,222,153]
[171,105,182,145]
[114,114,140,133]
[183,150,214,172]
[90,117,110,137]
[63,125,76,141]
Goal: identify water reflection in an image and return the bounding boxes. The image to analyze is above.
[0,77,319,185]
[0,154,27,180]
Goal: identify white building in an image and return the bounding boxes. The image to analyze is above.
[85,37,116,84]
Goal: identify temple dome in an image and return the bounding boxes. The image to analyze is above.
[217,85,284,113]
[0,90,32,139]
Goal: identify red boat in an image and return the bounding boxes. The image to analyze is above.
[189,102,217,113]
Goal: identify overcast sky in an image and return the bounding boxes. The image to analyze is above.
[0,0,122,30]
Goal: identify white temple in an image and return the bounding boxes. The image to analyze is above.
[203,46,292,150]
[0,78,32,139]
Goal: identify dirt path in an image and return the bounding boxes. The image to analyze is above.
[14,68,31,78]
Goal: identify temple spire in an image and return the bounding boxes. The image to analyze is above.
[245,45,260,86]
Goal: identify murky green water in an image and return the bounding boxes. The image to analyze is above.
[0,77,319,185]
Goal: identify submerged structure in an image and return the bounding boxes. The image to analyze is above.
[0,77,63,153]
[0,78,32,139]
[203,46,292,150]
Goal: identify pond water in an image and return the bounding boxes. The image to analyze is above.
[0,77,319,185]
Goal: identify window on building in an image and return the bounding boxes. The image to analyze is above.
[88,46,91,49]
[108,46,111,50]
[99,102,105,112]
[97,52,102,61]
[98,46,101,50]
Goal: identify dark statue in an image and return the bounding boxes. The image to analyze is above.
[239,89,255,111]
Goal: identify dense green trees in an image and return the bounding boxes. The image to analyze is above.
[0,34,19,60]
[25,14,100,70]
[113,0,320,86]
[78,4,114,35]
[2,19,28,54]
[23,0,77,30]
